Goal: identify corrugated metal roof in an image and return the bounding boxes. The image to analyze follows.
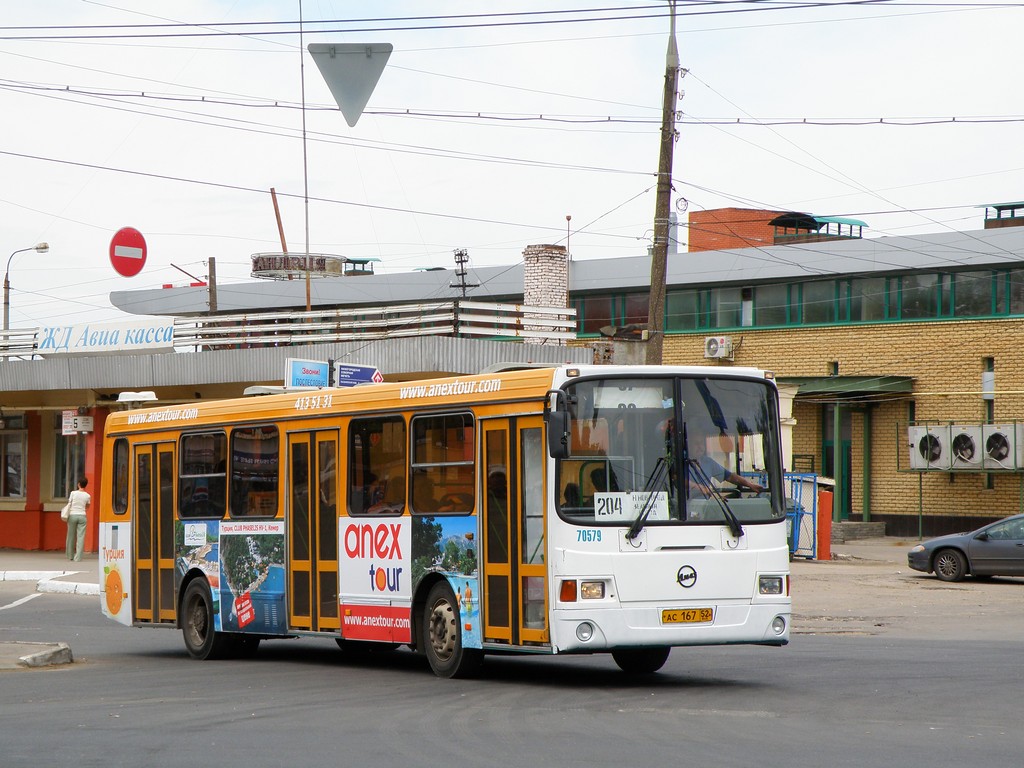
[110,225,1024,316]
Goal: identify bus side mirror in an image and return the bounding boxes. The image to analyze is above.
[547,411,569,459]
[544,388,570,459]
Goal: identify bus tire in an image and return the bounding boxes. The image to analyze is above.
[423,582,482,679]
[612,646,671,674]
[181,580,232,660]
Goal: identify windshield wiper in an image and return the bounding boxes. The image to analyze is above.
[625,455,669,541]
[686,459,744,539]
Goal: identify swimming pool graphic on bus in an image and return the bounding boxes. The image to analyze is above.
[218,521,286,634]
[416,515,481,649]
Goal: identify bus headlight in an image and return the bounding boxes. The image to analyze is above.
[771,616,787,635]
[758,575,784,595]
[580,581,605,599]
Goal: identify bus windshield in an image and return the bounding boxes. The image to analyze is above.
[556,375,784,526]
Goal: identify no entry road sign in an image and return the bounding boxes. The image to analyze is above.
[109,227,147,277]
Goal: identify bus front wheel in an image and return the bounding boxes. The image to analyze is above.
[181,580,232,660]
[423,582,482,679]
[612,646,671,674]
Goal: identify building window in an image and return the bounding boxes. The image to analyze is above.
[1005,269,1024,315]
[666,289,700,330]
[179,431,227,518]
[710,287,743,327]
[623,293,650,326]
[52,413,88,500]
[230,425,279,517]
[578,295,612,334]
[953,271,994,317]
[849,277,888,321]
[801,280,836,324]
[900,274,939,319]
[754,284,790,326]
[1,414,27,498]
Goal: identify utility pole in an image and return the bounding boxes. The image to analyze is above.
[207,257,218,313]
[645,0,680,365]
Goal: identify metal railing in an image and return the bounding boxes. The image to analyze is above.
[0,300,577,358]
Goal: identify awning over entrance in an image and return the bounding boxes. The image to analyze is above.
[779,375,914,397]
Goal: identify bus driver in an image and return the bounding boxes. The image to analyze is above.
[686,427,765,497]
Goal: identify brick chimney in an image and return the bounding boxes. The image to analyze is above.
[522,244,567,345]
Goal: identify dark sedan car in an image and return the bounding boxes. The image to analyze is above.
[908,514,1024,582]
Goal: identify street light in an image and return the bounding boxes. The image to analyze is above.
[4,242,49,332]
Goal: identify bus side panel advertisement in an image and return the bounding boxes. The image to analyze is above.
[100,522,132,626]
[177,520,222,630]
[413,516,482,651]
[340,517,413,643]
[218,521,286,635]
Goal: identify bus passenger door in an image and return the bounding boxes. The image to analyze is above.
[133,443,176,623]
[482,416,549,645]
[287,431,340,632]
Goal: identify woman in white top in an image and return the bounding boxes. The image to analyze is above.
[65,477,91,562]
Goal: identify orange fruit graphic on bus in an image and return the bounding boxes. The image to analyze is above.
[104,566,125,616]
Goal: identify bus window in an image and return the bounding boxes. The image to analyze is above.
[179,431,226,518]
[348,416,406,515]
[112,438,129,515]
[230,425,279,517]
[411,413,474,514]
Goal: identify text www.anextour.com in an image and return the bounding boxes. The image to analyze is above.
[343,614,411,629]
[399,378,502,399]
[126,407,200,425]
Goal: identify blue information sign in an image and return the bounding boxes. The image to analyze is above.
[285,358,330,388]
[334,363,383,388]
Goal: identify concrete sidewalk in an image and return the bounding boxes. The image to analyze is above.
[0,549,100,595]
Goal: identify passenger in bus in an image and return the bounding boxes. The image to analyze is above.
[686,428,764,496]
[590,467,618,493]
[368,475,405,514]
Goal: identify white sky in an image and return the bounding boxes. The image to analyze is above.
[2,0,1022,329]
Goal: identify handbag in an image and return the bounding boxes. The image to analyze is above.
[61,501,71,522]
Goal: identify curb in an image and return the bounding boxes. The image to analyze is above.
[38,580,100,597]
[0,571,99,597]
[20,642,74,668]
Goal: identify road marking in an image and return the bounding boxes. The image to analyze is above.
[0,593,42,611]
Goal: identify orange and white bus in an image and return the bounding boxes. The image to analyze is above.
[99,364,790,677]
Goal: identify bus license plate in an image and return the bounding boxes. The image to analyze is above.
[661,607,713,624]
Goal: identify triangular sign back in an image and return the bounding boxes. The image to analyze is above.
[308,43,392,127]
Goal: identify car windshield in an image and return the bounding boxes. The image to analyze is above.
[556,375,784,526]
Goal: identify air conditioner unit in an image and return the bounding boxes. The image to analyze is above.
[907,425,951,470]
[950,425,983,470]
[703,336,733,359]
[981,423,1024,470]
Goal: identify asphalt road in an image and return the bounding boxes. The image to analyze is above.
[2,542,1022,768]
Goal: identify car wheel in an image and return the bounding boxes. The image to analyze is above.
[933,548,967,582]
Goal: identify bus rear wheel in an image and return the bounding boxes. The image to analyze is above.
[423,582,482,679]
[181,580,232,660]
[612,646,671,674]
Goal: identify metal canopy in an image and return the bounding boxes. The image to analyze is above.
[779,375,914,396]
